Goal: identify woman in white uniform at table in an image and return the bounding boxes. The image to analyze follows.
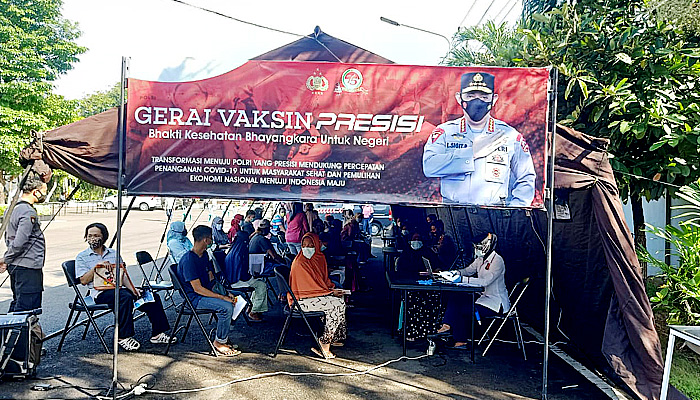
[436,233,510,349]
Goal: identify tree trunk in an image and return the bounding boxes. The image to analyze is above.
[631,195,647,280]
[0,173,5,204]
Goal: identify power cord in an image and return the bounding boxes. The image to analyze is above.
[94,354,430,399]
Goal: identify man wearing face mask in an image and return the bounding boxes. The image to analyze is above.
[422,72,536,207]
[435,233,510,349]
[248,219,287,276]
[1,177,48,312]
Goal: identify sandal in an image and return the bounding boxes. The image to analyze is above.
[214,344,242,357]
[150,332,177,344]
[311,347,336,359]
[330,342,344,347]
[118,337,141,352]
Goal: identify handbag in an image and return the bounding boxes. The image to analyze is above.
[211,280,228,296]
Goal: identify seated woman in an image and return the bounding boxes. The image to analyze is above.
[227,214,243,242]
[224,230,268,321]
[429,220,458,270]
[288,233,347,359]
[167,221,192,265]
[75,222,176,352]
[211,217,230,249]
[395,234,445,341]
[436,233,510,349]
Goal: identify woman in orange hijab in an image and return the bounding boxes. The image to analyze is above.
[289,232,347,359]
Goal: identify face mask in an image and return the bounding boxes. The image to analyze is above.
[87,237,103,250]
[215,223,223,230]
[474,248,484,258]
[34,190,47,203]
[462,98,491,122]
[320,245,327,252]
[402,230,409,236]
[302,247,315,259]
[410,241,423,250]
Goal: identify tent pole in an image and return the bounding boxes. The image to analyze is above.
[220,200,233,220]
[112,56,129,400]
[542,67,559,400]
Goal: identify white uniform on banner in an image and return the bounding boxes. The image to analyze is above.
[423,116,536,207]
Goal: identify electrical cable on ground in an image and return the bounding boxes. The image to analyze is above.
[93,354,429,399]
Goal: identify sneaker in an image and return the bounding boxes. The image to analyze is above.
[118,337,141,351]
[150,332,177,344]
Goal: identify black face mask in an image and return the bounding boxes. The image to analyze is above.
[87,237,103,250]
[462,98,491,122]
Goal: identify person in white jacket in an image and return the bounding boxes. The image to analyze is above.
[436,233,510,348]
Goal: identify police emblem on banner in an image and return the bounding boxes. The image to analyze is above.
[306,69,329,94]
[340,68,365,93]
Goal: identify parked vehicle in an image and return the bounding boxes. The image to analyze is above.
[103,195,163,211]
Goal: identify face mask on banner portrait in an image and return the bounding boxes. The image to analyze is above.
[462,99,492,122]
[302,247,315,259]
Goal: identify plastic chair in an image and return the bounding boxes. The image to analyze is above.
[271,267,325,358]
[57,260,111,353]
[164,264,220,357]
[478,277,530,360]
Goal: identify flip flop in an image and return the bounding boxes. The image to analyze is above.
[214,345,242,357]
[449,343,470,350]
[330,342,344,347]
[311,347,336,359]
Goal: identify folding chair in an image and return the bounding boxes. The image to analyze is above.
[249,253,279,307]
[271,267,325,358]
[478,277,530,360]
[164,264,220,357]
[207,249,254,325]
[135,251,176,308]
[57,260,111,353]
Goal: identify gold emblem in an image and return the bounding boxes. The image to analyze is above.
[473,73,483,82]
[306,69,329,93]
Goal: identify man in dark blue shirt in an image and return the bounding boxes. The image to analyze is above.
[177,225,240,356]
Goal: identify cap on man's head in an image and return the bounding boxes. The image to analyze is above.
[258,219,271,230]
[460,72,495,94]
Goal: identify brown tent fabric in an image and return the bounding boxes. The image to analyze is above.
[252,26,394,64]
[31,27,392,190]
[554,125,665,400]
[39,107,121,189]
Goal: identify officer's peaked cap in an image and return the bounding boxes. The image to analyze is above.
[461,72,495,94]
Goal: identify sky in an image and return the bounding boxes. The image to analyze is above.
[53,0,522,100]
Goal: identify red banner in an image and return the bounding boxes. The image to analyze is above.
[126,61,550,208]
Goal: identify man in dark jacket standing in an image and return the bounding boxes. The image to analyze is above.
[0,177,48,312]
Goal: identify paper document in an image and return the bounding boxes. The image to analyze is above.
[134,290,155,309]
[232,295,248,321]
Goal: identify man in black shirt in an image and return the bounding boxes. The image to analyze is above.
[240,210,256,237]
[248,220,286,275]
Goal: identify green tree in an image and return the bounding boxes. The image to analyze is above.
[448,1,700,277]
[0,0,86,201]
[76,82,121,118]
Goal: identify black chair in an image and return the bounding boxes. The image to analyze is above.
[208,249,254,325]
[164,264,220,357]
[271,267,325,358]
[57,260,111,353]
[478,277,531,360]
[249,253,280,307]
[135,251,176,308]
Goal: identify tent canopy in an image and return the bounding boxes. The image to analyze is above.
[20,28,669,400]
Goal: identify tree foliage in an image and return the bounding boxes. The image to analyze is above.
[76,82,121,118]
[0,0,85,175]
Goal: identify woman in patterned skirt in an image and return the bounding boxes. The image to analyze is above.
[289,232,347,359]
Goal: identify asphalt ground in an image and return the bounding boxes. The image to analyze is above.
[0,209,610,399]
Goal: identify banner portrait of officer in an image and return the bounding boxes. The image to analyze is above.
[422,72,536,207]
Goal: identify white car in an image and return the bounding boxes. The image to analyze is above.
[103,195,162,211]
